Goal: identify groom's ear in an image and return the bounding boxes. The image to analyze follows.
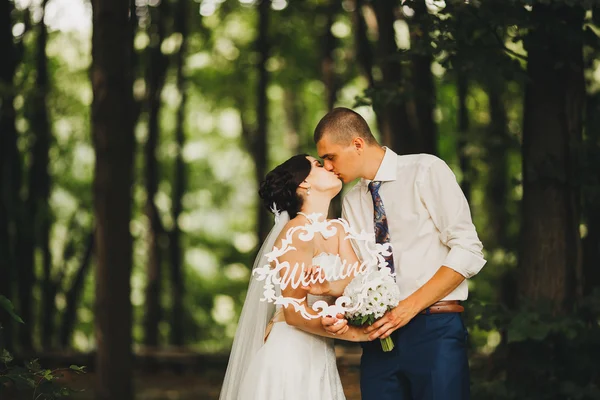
[353,137,366,151]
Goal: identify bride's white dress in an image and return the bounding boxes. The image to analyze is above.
[237,253,346,400]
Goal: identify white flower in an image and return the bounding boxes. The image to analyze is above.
[342,268,400,322]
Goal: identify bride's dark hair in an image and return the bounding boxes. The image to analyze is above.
[258,154,311,218]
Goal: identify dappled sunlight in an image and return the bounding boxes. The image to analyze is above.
[211,294,235,325]
[186,250,224,280]
[223,263,250,281]
[232,232,257,254]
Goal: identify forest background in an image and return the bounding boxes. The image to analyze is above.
[1,0,600,399]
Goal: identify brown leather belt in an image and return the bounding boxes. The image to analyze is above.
[420,300,464,315]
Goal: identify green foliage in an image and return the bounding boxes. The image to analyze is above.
[0,296,24,325]
[468,291,600,400]
[0,298,85,399]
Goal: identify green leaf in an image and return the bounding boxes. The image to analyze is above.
[0,349,13,364]
[0,296,24,324]
[26,358,41,372]
[42,369,54,381]
[69,365,86,373]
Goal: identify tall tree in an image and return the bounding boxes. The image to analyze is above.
[370,1,417,154]
[351,0,386,140]
[169,0,189,347]
[352,0,375,88]
[321,0,338,112]
[456,70,472,204]
[59,232,94,348]
[31,0,56,350]
[283,89,302,153]
[0,0,19,352]
[15,0,55,351]
[518,4,585,311]
[143,0,170,349]
[410,1,437,155]
[582,7,600,297]
[484,81,510,250]
[508,5,585,390]
[583,95,600,296]
[321,0,342,219]
[91,0,135,397]
[244,0,270,242]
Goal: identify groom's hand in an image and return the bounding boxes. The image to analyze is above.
[365,301,419,340]
[322,314,349,335]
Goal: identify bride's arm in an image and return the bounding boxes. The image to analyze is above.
[301,226,362,298]
[279,231,368,342]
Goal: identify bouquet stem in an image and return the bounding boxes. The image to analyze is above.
[380,337,394,352]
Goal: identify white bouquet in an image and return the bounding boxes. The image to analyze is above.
[343,267,401,352]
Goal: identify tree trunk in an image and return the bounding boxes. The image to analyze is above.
[508,10,585,394]
[583,94,600,296]
[169,0,188,347]
[485,82,510,250]
[283,89,301,153]
[255,0,270,242]
[15,0,54,352]
[352,0,374,88]
[518,4,584,310]
[370,0,416,154]
[130,0,142,126]
[456,71,472,205]
[59,232,94,348]
[322,0,338,112]
[410,1,437,155]
[351,0,388,144]
[30,0,55,350]
[143,0,170,349]
[91,0,135,397]
[0,0,19,352]
[321,0,342,219]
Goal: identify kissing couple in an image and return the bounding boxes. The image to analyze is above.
[219,107,486,400]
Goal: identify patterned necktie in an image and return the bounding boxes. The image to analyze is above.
[368,181,395,275]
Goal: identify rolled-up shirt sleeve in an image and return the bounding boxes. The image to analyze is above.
[419,158,486,279]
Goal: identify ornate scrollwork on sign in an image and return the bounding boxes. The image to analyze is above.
[252,213,393,320]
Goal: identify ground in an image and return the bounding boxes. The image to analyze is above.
[65,345,363,399]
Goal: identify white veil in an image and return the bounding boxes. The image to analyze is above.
[219,210,290,400]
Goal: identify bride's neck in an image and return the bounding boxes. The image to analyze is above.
[298,195,331,220]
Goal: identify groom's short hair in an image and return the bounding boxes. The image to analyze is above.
[314,107,377,146]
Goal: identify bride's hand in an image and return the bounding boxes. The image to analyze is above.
[300,265,331,295]
[321,314,348,335]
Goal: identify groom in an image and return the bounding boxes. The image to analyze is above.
[314,107,486,400]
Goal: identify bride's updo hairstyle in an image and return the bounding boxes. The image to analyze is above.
[259,154,311,218]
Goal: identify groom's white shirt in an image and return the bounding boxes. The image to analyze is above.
[342,147,486,301]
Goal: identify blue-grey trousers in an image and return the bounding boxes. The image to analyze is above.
[360,312,470,400]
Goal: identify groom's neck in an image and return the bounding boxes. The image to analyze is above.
[361,145,386,180]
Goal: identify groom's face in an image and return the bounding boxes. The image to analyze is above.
[316,134,360,183]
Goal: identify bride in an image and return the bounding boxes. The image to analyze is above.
[219,154,369,400]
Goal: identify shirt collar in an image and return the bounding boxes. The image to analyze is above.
[361,147,398,192]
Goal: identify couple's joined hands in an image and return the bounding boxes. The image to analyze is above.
[302,265,420,341]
